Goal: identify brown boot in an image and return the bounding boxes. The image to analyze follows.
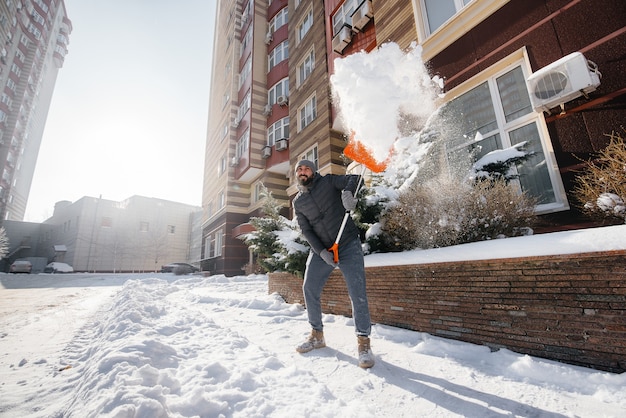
[296,329,326,353]
[357,336,375,368]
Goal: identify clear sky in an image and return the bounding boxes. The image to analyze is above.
[23,0,217,222]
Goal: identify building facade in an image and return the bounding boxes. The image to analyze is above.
[0,0,71,221]
[202,0,626,275]
[2,195,202,273]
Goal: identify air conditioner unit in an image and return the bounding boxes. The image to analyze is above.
[232,116,241,128]
[332,25,352,54]
[262,104,272,116]
[275,138,288,151]
[265,31,273,45]
[229,156,239,167]
[352,0,373,32]
[277,95,289,106]
[526,52,601,113]
[261,146,272,159]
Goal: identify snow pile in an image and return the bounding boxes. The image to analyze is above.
[1,241,625,418]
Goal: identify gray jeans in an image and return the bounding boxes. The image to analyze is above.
[302,237,371,336]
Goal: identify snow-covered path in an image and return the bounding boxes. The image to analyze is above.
[1,273,624,417]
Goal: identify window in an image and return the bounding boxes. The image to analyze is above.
[218,153,227,176]
[301,147,319,170]
[253,182,264,203]
[205,235,213,258]
[236,129,249,159]
[297,49,315,86]
[269,7,288,33]
[332,0,358,35]
[298,8,313,42]
[139,221,149,231]
[215,230,223,257]
[422,0,473,34]
[268,77,289,105]
[239,57,251,89]
[240,26,252,57]
[102,217,113,228]
[299,95,317,131]
[267,117,289,146]
[268,41,289,71]
[237,91,251,121]
[167,225,175,234]
[441,59,566,212]
[218,190,226,210]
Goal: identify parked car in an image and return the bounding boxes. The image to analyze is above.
[10,260,32,274]
[160,262,199,274]
[44,262,74,273]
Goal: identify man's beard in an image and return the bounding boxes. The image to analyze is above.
[298,173,314,186]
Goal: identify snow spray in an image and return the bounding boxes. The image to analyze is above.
[330,42,441,166]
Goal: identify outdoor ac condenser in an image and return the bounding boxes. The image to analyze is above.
[526,52,601,113]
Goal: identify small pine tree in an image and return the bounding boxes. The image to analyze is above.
[242,184,309,277]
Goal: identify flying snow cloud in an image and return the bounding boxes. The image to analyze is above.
[330,42,440,165]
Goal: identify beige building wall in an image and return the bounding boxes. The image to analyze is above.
[42,196,200,272]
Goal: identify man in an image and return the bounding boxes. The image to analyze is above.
[292,159,374,368]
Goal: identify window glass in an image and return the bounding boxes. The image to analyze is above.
[496,66,532,122]
[442,64,561,209]
[509,123,555,204]
[268,117,289,146]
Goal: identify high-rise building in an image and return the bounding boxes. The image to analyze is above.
[203,0,626,276]
[0,0,70,222]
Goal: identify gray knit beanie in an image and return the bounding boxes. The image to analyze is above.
[295,159,317,174]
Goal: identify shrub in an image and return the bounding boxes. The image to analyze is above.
[572,129,626,223]
[380,175,536,250]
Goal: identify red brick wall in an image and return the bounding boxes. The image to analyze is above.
[268,250,626,373]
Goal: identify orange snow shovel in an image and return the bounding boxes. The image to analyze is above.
[328,136,390,263]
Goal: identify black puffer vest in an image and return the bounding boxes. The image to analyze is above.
[293,173,359,254]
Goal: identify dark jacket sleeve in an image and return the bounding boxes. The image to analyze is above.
[294,174,361,254]
[295,203,326,255]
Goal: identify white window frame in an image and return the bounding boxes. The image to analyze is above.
[297,7,313,43]
[300,146,319,170]
[332,0,359,35]
[253,182,264,203]
[215,230,223,257]
[204,235,212,258]
[240,25,252,57]
[218,153,227,176]
[299,95,317,131]
[442,47,568,214]
[267,117,289,146]
[269,7,288,33]
[268,77,289,105]
[419,0,474,37]
[237,91,251,121]
[297,48,315,87]
[239,57,251,89]
[268,40,289,71]
[236,129,250,159]
[218,190,226,210]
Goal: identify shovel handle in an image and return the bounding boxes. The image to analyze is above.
[329,166,366,263]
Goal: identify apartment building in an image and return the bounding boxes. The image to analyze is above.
[203,0,625,275]
[0,0,71,221]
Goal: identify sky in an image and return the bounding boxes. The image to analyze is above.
[0,225,625,417]
[23,1,217,222]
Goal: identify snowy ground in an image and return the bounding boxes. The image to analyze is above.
[1,226,625,417]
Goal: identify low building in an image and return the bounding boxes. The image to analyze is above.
[2,195,202,273]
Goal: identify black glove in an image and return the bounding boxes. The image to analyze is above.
[341,190,357,211]
[319,250,337,266]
